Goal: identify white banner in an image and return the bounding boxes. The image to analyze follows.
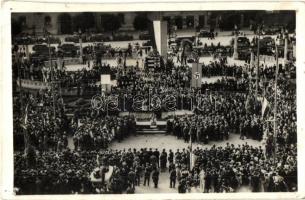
[153,20,168,58]
[100,74,111,85]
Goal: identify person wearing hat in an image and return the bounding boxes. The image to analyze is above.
[178,179,187,193]
[152,167,160,188]
[135,163,143,186]
[143,163,151,186]
[169,166,177,188]
[153,148,160,168]
[150,153,158,169]
[126,184,135,194]
[168,149,174,164]
[160,149,167,172]
[143,148,149,165]
[183,124,189,143]
[166,119,173,134]
[175,149,182,164]
[128,167,136,189]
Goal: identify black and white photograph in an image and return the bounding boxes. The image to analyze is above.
[6,8,299,196]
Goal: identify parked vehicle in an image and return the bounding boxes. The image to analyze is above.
[231,36,250,48]
[58,43,78,57]
[198,29,213,38]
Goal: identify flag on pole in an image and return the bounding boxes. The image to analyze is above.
[261,97,269,118]
[22,103,30,154]
[191,63,202,88]
[209,94,213,103]
[21,103,29,130]
[24,104,28,126]
[189,133,193,169]
[245,95,251,112]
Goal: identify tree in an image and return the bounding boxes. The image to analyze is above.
[219,12,241,31]
[72,12,96,32]
[58,13,72,34]
[133,13,151,31]
[11,18,22,36]
[100,14,122,36]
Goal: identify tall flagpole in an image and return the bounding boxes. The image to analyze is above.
[255,25,261,99]
[16,50,24,118]
[78,29,83,64]
[45,27,57,120]
[189,131,193,170]
[23,103,30,155]
[273,41,279,164]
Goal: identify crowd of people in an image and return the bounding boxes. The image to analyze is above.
[73,115,136,150]
[166,92,263,144]
[190,143,297,193]
[14,147,183,194]
[13,22,297,195]
[13,89,69,152]
[263,76,296,158]
[201,60,247,78]
[14,141,297,195]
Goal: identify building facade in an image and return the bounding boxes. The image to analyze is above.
[12,12,217,35]
[12,11,294,36]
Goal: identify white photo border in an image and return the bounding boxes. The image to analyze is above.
[1,1,305,199]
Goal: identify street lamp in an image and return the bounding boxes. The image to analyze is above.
[233,24,239,60]
[273,37,280,165]
[255,24,263,98]
[249,41,255,70]
[44,26,57,120]
[78,29,83,64]
[283,28,289,64]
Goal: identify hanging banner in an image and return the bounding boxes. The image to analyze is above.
[191,63,202,88]
[153,20,168,58]
[100,74,111,93]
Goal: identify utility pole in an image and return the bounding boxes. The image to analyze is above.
[78,29,83,64]
[283,28,289,65]
[273,40,279,164]
[15,48,27,151]
[189,133,193,170]
[255,25,261,99]
[16,50,23,111]
[233,24,239,60]
[45,27,57,120]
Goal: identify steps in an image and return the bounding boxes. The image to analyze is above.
[136,121,167,134]
[136,127,167,134]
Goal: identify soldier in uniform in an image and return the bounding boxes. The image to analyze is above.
[153,148,160,168]
[175,149,182,164]
[183,123,189,143]
[152,168,160,188]
[135,164,142,186]
[166,119,173,134]
[160,149,167,172]
[149,153,158,169]
[168,149,174,164]
[170,167,177,188]
[169,162,175,173]
[143,164,151,186]
[144,148,150,165]
[128,167,136,189]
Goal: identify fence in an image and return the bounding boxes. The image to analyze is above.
[44,58,81,68]
[17,79,51,90]
[259,55,276,63]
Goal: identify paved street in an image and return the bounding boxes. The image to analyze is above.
[107,133,258,193]
[109,132,261,151]
[66,132,258,193]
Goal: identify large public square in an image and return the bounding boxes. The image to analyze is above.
[11,10,297,195]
